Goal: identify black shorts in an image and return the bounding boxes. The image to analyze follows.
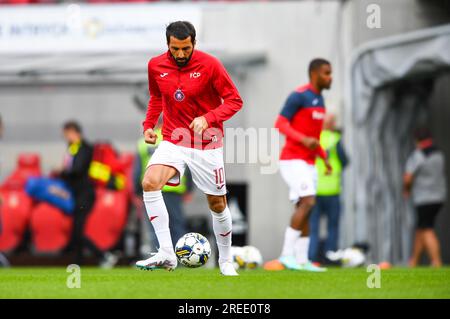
[415,203,443,229]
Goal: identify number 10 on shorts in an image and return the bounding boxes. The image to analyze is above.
[214,167,225,189]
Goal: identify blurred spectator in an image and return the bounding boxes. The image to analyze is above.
[133,125,193,253]
[309,113,348,263]
[57,121,117,267]
[404,127,447,268]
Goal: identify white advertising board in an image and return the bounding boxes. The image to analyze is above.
[0,4,202,54]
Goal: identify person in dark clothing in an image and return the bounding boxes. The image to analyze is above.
[403,127,447,268]
[60,121,117,268]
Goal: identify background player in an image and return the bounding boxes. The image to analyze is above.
[272,58,333,271]
[135,21,243,276]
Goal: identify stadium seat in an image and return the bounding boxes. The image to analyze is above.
[29,203,73,254]
[0,153,41,191]
[0,0,33,4]
[0,190,33,253]
[0,0,56,4]
[84,189,128,251]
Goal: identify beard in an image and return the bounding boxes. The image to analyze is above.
[175,59,188,67]
[320,80,332,90]
[173,52,193,67]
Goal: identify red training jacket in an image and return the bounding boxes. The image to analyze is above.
[142,50,243,149]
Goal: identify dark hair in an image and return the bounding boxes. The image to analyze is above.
[166,21,196,45]
[414,126,432,141]
[308,58,330,77]
[63,120,82,134]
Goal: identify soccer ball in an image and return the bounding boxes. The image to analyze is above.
[175,232,211,268]
[230,246,246,270]
[241,245,263,269]
[326,248,366,268]
[230,245,263,270]
[340,248,366,267]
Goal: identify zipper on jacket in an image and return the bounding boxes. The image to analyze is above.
[177,67,182,90]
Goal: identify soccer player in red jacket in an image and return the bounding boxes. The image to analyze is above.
[136,21,243,276]
[270,59,332,272]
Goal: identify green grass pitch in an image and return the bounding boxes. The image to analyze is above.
[0,266,449,299]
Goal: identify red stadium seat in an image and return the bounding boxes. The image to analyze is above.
[0,0,33,4]
[0,191,33,253]
[84,189,128,251]
[30,203,73,254]
[0,0,56,4]
[0,153,41,191]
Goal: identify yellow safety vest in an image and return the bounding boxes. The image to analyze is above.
[68,141,81,156]
[316,130,342,196]
[138,130,187,194]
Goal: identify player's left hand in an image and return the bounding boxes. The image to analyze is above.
[189,116,209,135]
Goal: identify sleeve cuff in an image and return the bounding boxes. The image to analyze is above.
[142,121,154,134]
[203,112,216,127]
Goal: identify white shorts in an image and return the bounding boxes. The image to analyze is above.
[279,159,318,203]
[147,141,227,196]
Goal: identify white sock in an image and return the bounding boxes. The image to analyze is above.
[296,237,310,265]
[281,227,301,258]
[143,191,173,254]
[210,207,232,264]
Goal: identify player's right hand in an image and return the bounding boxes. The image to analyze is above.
[144,128,158,144]
[301,136,320,150]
